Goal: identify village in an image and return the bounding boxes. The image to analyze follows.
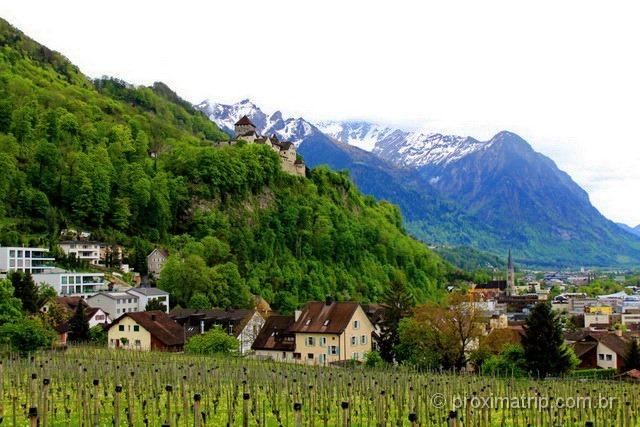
[2,238,640,378]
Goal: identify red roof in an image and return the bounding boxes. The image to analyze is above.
[289,301,361,334]
[252,315,295,351]
[108,311,184,347]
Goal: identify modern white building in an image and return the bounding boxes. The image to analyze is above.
[0,246,55,274]
[86,287,170,319]
[59,241,101,266]
[32,269,108,296]
[87,292,140,319]
[127,287,170,313]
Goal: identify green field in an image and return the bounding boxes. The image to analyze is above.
[0,348,638,426]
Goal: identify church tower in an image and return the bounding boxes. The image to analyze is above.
[506,249,516,296]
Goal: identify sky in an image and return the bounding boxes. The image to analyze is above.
[2,0,639,225]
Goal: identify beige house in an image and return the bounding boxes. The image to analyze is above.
[290,299,375,365]
[107,311,184,351]
[147,248,168,278]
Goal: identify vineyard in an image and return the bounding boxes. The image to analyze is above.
[0,348,638,426]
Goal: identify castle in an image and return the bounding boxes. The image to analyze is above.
[216,116,306,177]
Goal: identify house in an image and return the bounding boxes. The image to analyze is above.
[127,287,170,313]
[41,296,111,328]
[107,311,184,351]
[170,308,265,354]
[32,269,108,297]
[252,315,296,361]
[0,246,55,274]
[147,248,168,278]
[59,241,101,266]
[567,331,631,370]
[288,298,375,364]
[87,291,139,319]
[469,280,507,299]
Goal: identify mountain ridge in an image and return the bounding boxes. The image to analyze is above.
[199,99,640,267]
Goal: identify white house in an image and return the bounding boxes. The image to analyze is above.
[0,246,55,274]
[32,269,108,297]
[127,287,170,313]
[87,292,140,320]
[59,241,101,266]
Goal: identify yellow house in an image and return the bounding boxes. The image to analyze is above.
[288,299,375,365]
[107,311,184,352]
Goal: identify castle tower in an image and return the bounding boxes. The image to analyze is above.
[234,115,256,137]
[506,249,516,296]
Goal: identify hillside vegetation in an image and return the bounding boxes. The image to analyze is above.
[0,18,449,311]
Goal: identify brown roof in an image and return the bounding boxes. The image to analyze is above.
[109,311,184,347]
[567,331,630,357]
[289,301,361,334]
[169,308,258,338]
[252,315,295,351]
[235,115,255,126]
[474,280,507,290]
[571,341,597,358]
[54,296,87,311]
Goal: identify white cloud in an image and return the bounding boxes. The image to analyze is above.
[1,0,639,224]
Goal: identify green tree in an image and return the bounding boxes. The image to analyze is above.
[0,278,23,325]
[0,317,55,355]
[68,302,90,342]
[623,339,640,372]
[184,326,238,355]
[145,298,167,312]
[481,344,527,377]
[378,272,415,363]
[188,292,211,309]
[88,325,107,345]
[9,271,40,314]
[522,302,578,377]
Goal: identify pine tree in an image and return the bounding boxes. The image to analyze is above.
[9,271,39,313]
[378,272,415,363]
[623,339,640,372]
[522,302,576,377]
[68,302,90,342]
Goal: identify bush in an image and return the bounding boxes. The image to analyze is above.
[185,326,238,355]
[364,350,385,368]
[88,325,107,345]
[0,317,56,354]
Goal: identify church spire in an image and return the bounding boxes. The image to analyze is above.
[506,249,516,296]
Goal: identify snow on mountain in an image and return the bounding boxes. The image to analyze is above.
[317,120,492,168]
[197,99,318,146]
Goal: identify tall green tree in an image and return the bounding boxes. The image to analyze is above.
[378,272,415,363]
[9,271,39,314]
[68,302,90,342]
[0,278,23,325]
[623,339,640,372]
[522,302,577,377]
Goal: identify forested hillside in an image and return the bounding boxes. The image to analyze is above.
[0,18,449,311]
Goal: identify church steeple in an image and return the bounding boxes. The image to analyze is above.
[506,249,516,296]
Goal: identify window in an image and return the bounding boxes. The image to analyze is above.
[351,336,357,345]
[352,352,360,360]
[353,320,360,329]
[133,325,139,332]
[282,352,287,359]
[598,354,604,360]
[95,315,104,321]
[293,353,301,360]
[135,339,141,347]
[320,337,327,347]
[306,337,315,346]
[361,335,368,345]
[307,353,314,360]
[319,354,326,364]
[118,325,125,332]
[606,354,612,361]
[62,276,68,285]
[329,346,339,355]
[9,250,15,257]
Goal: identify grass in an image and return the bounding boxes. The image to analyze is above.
[0,348,638,426]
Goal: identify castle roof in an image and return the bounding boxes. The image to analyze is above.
[235,115,255,126]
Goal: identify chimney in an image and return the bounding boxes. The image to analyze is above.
[294,310,301,321]
[325,295,333,306]
[200,320,205,335]
[150,314,156,322]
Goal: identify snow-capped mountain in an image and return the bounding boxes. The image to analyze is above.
[316,121,490,168]
[196,99,640,267]
[196,99,317,146]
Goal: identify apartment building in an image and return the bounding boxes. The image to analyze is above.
[32,269,108,296]
[0,246,55,274]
